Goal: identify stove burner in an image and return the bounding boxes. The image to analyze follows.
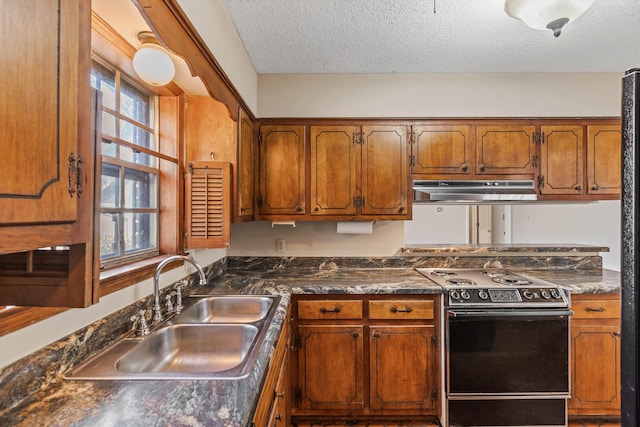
[491,275,532,286]
[431,271,457,278]
[481,270,510,278]
[446,278,477,286]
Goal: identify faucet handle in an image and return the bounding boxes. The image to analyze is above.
[165,293,175,314]
[173,281,185,314]
[130,309,150,336]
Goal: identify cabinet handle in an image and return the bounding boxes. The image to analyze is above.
[461,164,469,172]
[76,155,83,196]
[320,306,341,313]
[585,307,605,313]
[275,414,283,421]
[592,185,600,191]
[391,307,413,313]
[480,164,487,172]
[68,153,76,197]
[276,391,285,398]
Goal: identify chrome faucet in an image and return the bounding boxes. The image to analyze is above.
[152,255,208,325]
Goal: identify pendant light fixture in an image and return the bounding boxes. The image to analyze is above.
[132,31,176,86]
[504,0,595,37]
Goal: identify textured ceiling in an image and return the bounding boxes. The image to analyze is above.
[223,0,640,73]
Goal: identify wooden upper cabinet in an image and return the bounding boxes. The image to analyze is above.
[539,125,585,195]
[411,125,473,176]
[185,97,257,222]
[310,126,358,215]
[587,125,621,195]
[259,125,306,216]
[0,0,90,226]
[237,108,256,219]
[184,162,231,249]
[361,125,409,216]
[475,125,536,176]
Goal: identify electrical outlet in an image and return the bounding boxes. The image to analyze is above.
[276,239,286,253]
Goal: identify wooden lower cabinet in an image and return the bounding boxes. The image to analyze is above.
[292,295,440,422]
[569,293,621,419]
[253,307,292,427]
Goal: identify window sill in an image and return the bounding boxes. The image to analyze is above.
[99,254,181,296]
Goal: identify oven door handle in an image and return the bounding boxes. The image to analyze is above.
[448,309,574,318]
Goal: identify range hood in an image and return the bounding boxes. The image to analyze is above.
[413,180,538,203]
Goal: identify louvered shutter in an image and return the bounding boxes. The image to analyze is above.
[185,162,231,248]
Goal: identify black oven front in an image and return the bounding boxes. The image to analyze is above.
[446,308,572,427]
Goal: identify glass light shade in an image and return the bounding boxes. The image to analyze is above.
[132,44,176,87]
[505,0,594,37]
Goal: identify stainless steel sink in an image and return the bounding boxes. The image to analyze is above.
[116,324,258,375]
[174,296,275,323]
[64,295,281,381]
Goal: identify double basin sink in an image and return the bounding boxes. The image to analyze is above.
[65,295,280,380]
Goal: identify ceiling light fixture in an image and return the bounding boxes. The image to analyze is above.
[504,0,594,37]
[132,31,176,86]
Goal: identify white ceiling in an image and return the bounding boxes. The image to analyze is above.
[223,0,640,74]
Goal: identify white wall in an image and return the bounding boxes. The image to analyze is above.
[228,221,404,257]
[178,0,259,114]
[258,73,622,118]
[511,201,621,271]
[404,204,470,244]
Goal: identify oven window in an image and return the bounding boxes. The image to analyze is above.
[448,314,569,394]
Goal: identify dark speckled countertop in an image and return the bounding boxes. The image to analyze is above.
[0,259,620,427]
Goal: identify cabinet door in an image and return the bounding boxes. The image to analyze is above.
[412,125,473,176]
[237,108,256,219]
[296,325,365,410]
[361,125,409,216]
[370,326,436,411]
[540,125,584,195]
[569,323,621,414]
[475,125,536,175]
[587,125,621,196]
[185,162,231,249]
[0,0,89,224]
[310,126,358,215]
[259,125,306,215]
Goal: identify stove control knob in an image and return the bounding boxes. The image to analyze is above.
[541,290,551,299]
[551,289,562,299]
[450,290,460,300]
[522,290,533,300]
[478,290,489,300]
[460,290,471,300]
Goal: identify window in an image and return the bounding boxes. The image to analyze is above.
[91,59,161,268]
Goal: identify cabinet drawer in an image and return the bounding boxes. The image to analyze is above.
[572,299,620,320]
[369,300,434,320]
[298,300,363,320]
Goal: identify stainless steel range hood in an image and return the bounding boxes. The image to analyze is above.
[413,179,538,203]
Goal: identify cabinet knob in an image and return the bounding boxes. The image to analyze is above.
[575,185,582,191]
[240,208,246,213]
[592,185,600,191]
[461,164,469,172]
[296,206,303,212]
[399,206,404,213]
[480,164,487,172]
[277,391,285,398]
[314,207,319,212]
[275,414,283,421]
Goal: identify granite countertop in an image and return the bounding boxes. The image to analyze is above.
[2,266,620,426]
[401,243,610,254]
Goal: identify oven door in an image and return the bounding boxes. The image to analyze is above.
[447,308,572,396]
